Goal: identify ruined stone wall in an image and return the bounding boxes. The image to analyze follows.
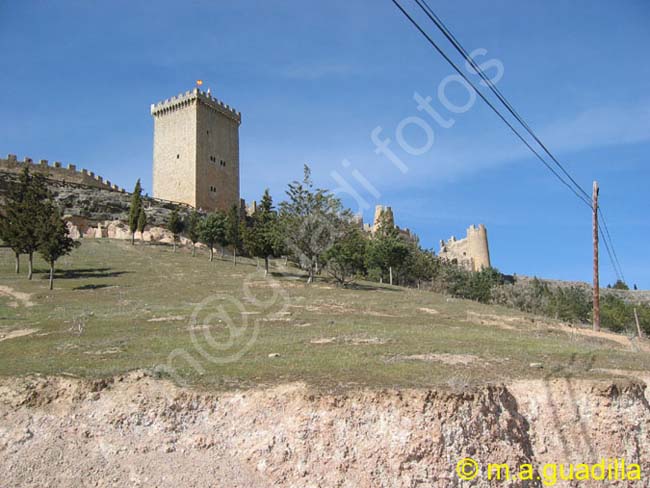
[151,88,241,212]
[439,224,491,272]
[0,154,125,192]
[371,205,394,233]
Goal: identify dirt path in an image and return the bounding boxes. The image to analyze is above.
[0,285,34,307]
[0,328,38,342]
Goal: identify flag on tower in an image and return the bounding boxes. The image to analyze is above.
[196,80,203,86]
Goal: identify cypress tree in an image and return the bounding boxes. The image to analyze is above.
[128,179,142,245]
[0,169,30,273]
[18,169,50,279]
[136,207,147,242]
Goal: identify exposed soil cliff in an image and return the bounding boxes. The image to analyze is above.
[1,372,648,487]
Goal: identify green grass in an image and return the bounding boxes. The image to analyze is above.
[0,240,648,391]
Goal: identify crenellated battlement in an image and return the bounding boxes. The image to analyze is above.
[439,224,491,272]
[150,88,242,124]
[0,154,126,193]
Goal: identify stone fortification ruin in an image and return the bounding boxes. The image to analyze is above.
[0,154,126,193]
[360,204,416,242]
[151,88,241,213]
[371,205,394,233]
[439,224,491,272]
[1,86,494,269]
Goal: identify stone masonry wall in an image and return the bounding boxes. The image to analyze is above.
[439,224,491,272]
[0,154,125,193]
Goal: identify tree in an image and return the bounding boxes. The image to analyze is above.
[187,210,202,257]
[403,245,437,289]
[0,168,33,273]
[226,204,242,265]
[279,165,349,283]
[323,223,367,286]
[612,280,629,291]
[37,202,79,290]
[167,209,184,252]
[366,212,410,285]
[136,207,147,242]
[128,179,143,245]
[200,211,227,262]
[8,168,51,280]
[242,189,281,275]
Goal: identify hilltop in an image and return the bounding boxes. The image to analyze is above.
[1,239,648,390]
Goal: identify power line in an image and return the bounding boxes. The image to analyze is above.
[389,0,593,210]
[390,0,627,283]
[414,0,592,203]
[413,0,627,283]
[599,221,623,283]
[599,209,626,283]
[414,0,626,284]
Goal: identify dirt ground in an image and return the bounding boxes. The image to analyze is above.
[1,371,649,487]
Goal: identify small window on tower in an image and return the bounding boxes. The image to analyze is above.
[176,154,179,159]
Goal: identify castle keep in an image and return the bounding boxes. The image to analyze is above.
[439,224,491,272]
[151,88,241,212]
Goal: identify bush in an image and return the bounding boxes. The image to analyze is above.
[431,262,502,304]
[600,294,632,333]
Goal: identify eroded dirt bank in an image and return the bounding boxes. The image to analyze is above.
[0,372,648,487]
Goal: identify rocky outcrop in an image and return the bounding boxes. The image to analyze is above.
[64,219,194,246]
[0,373,648,487]
[0,173,192,225]
[1,172,196,245]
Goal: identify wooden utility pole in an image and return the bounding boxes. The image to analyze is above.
[592,181,600,332]
[634,308,644,339]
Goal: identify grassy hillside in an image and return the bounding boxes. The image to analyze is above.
[0,240,648,390]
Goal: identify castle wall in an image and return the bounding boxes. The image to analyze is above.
[151,88,241,212]
[0,155,124,193]
[439,224,491,272]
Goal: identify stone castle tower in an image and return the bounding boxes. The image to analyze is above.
[151,88,241,212]
[372,205,394,233]
[439,224,491,272]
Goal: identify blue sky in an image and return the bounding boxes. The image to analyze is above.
[1,0,648,287]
